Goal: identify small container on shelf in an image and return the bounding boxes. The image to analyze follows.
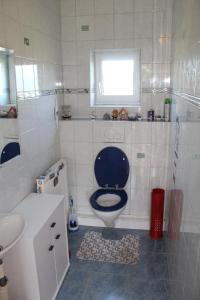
[164,98,172,122]
[112,109,119,120]
[62,105,72,119]
[147,109,154,121]
[118,108,128,120]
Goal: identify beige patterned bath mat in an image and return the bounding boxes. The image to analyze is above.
[76,231,139,265]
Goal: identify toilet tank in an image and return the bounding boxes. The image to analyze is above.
[36,159,69,207]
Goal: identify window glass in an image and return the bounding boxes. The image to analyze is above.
[90,49,140,107]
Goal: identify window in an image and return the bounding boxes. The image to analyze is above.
[90,49,140,107]
[0,53,9,105]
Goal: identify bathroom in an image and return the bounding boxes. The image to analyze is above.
[0,0,199,299]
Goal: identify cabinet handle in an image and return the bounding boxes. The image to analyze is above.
[55,234,61,240]
[48,245,54,251]
[50,222,56,228]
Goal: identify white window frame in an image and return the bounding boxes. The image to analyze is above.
[90,48,141,107]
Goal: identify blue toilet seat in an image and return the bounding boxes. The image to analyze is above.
[90,189,128,212]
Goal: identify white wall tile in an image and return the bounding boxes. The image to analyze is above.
[95,15,114,40]
[153,37,171,63]
[76,186,94,212]
[4,16,23,56]
[134,12,153,39]
[150,167,168,189]
[67,163,77,186]
[151,93,165,116]
[63,66,78,88]
[154,0,173,12]
[114,0,133,14]
[130,188,151,217]
[59,121,74,142]
[94,0,114,15]
[62,41,77,65]
[0,13,5,44]
[76,163,94,187]
[114,39,134,48]
[77,41,95,65]
[2,0,19,20]
[151,122,170,145]
[95,39,114,49]
[77,94,92,116]
[151,144,169,167]
[131,166,150,190]
[63,94,78,116]
[76,0,94,16]
[134,38,153,63]
[60,141,75,164]
[153,11,172,38]
[140,93,152,116]
[61,0,76,17]
[75,142,93,164]
[141,64,153,88]
[134,0,153,12]
[74,120,93,142]
[18,0,32,27]
[114,14,134,40]
[61,16,76,41]
[77,65,90,87]
[132,122,152,144]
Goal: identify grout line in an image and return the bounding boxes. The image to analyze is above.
[81,276,91,300]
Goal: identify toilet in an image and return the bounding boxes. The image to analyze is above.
[90,146,129,227]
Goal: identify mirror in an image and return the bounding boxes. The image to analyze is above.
[0,47,17,109]
[0,47,20,166]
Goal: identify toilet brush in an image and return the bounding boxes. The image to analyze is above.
[68,195,79,232]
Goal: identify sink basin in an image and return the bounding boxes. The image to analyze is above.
[0,213,26,258]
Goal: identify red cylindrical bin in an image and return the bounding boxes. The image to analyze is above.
[150,188,165,239]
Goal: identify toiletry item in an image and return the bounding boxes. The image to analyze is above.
[164,98,172,122]
[62,105,71,119]
[112,109,119,120]
[128,114,137,121]
[103,113,111,120]
[147,109,154,121]
[155,115,162,121]
[7,106,17,118]
[68,195,79,232]
[36,176,46,193]
[136,114,142,121]
[0,111,8,118]
[119,108,128,120]
[90,111,97,119]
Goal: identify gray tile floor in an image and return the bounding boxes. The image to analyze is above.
[56,226,170,300]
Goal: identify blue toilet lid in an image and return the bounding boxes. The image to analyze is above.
[94,147,129,188]
[1,142,20,164]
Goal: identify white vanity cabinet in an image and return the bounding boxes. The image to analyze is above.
[4,193,70,300]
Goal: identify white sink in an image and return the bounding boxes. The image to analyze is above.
[0,213,26,258]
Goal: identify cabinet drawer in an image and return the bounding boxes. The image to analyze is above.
[34,222,57,300]
[51,201,69,283]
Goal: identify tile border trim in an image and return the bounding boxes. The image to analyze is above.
[17,87,172,100]
[171,90,200,109]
